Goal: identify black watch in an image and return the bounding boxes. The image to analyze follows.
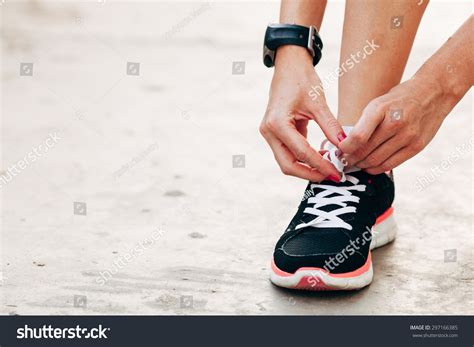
[263,23,323,68]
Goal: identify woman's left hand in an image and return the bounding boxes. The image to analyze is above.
[339,76,456,174]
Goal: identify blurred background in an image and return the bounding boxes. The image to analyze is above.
[0,0,472,314]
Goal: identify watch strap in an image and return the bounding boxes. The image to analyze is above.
[263,24,323,67]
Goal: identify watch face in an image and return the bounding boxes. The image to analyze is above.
[263,45,275,67]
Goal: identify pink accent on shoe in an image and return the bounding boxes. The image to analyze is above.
[271,259,294,277]
[270,207,394,291]
[375,206,393,225]
[294,254,372,291]
[295,276,332,290]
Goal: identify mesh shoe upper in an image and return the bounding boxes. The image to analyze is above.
[274,170,395,274]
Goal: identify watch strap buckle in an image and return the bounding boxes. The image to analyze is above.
[307,26,316,58]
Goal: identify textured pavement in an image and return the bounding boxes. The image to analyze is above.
[0,1,472,315]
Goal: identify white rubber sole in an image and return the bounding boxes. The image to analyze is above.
[270,211,397,291]
[270,256,374,291]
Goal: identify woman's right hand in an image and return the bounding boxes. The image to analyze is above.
[259,45,344,182]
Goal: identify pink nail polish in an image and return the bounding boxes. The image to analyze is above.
[337,131,347,142]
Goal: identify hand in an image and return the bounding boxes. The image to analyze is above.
[339,75,452,174]
[260,46,344,182]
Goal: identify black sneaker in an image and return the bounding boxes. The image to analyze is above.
[270,144,397,291]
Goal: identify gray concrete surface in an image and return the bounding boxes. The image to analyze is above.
[0,1,472,315]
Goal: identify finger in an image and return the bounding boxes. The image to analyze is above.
[357,135,407,168]
[264,132,327,182]
[345,121,397,166]
[310,104,346,146]
[295,119,309,139]
[365,146,416,175]
[271,119,341,178]
[339,100,386,154]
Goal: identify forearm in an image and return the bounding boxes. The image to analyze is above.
[275,0,327,70]
[279,0,326,28]
[414,16,473,105]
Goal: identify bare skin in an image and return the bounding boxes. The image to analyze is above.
[261,1,473,179]
[341,16,474,174]
[338,0,428,126]
[260,0,343,182]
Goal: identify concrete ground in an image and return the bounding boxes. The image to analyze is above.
[0,1,472,315]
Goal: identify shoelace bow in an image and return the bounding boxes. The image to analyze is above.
[295,141,366,231]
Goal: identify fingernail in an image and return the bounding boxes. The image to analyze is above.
[337,131,347,142]
[327,174,340,183]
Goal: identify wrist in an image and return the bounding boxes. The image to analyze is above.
[409,64,468,122]
[415,62,470,102]
[274,45,314,70]
[411,69,444,107]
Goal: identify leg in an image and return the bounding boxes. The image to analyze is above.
[338,0,428,126]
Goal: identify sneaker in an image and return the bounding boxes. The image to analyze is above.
[270,142,397,291]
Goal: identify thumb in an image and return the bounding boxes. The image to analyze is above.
[338,100,385,154]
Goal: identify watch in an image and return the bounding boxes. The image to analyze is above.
[263,23,323,68]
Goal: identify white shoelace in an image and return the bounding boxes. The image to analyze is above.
[295,141,366,231]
